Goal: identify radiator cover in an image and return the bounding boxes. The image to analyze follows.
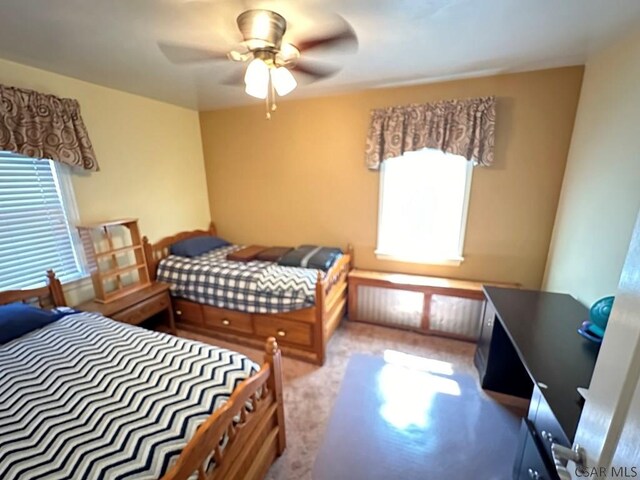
[357,285,423,329]
[429,294,484,338]
[355,285,484,340]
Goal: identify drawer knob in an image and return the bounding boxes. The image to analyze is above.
[221,318,231,326]
[277,329,286,337]
[176,310,182,316]
[527,468,541,480]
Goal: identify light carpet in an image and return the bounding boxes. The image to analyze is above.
[179,321,481,480]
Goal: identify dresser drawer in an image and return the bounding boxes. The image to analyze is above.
[203,306,253,334]
[254,316,313,346]
[530,386,571,463]
[173,299,204,326]
[515,420,555,480]
[112,292,169,325]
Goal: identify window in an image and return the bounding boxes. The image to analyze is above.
[0,151,84,289]
[376,149,473,265]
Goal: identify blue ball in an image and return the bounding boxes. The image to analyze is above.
[590,296,615,330]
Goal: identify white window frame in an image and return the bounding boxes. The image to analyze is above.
[375,150,474,266]
[0,153,87,289]
[53,161,88,276]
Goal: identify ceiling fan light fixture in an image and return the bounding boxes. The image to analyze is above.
[271,67,297,96]
[244,58,269,99]
[160,6,358,118]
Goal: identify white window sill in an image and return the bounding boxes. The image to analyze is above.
[375,251,464,267]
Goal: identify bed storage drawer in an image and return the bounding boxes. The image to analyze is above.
[254,316,313,346]
[173,299,204,326]
[203,306,253,334]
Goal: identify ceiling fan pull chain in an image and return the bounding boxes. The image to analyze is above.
[265,70,271,119]
[264,69,277,119]
[270,75,277,112]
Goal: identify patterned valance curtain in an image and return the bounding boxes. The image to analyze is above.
[365,96,496,169]
[0,85,98,171]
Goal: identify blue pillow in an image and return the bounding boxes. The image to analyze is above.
[170,235,230,257]
[0,303,66,344]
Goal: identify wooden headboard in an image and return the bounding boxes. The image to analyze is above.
[0,270,67,308]
[142,222,217,281]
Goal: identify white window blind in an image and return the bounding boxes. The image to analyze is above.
[0,152,83,289]
[376,149,473,265]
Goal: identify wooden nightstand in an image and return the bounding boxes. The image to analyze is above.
[78,282,176,334]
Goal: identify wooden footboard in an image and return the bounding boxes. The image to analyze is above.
[163,337,285,480]
[313,249,352,364]
[142,223,352,365]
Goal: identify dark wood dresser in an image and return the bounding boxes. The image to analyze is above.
[475,287,600,479]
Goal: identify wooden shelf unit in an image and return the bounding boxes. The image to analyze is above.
[77,218,151,303]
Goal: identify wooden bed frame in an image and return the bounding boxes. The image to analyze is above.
[0,270,286,480]
[0,270,67,308]
[143,222,352,365]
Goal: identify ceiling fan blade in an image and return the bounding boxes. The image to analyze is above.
[221,67,246,86]
[158,42,230,64]
[290,60,341,80]
[294,24,358,54]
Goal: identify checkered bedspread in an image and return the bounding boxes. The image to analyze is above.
[156,245,322,313]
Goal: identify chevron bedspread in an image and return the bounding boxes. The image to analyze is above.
[157,245,322,314]
[0,311,258,480]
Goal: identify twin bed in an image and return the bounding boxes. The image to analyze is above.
[0,272,285,480]
[143,223,352,366]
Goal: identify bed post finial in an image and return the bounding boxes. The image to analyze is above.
[265,337,279,356]
[209,221,217,236]
[46,270,67,307]
[142,236,150,254]
[347,243,354,268]
[264,336,286,453]
[142,236,158,281]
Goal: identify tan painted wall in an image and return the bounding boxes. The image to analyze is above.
[0,57,210,303]
[544,29,640,305]
[200,67,583,289]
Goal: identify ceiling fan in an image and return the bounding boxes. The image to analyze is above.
[159,8,358,118]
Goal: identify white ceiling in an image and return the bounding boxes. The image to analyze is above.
[0,0,639,110]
